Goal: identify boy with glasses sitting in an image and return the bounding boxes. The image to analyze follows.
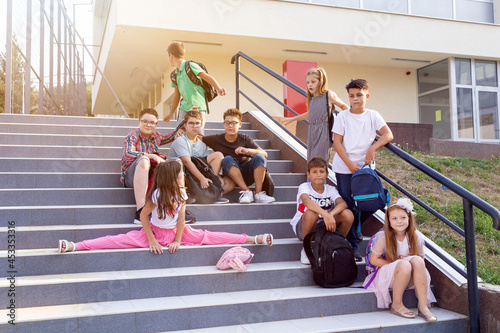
[169,110,230,203]
[202,108,275,204]
[122,108,187,223]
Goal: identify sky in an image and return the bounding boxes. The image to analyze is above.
[1,0,94,78]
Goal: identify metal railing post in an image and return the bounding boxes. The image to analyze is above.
[5,0,13,114]
[235,55,240,109]
[463,198,480,333]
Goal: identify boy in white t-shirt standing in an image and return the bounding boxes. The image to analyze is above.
[332,79,393,260]
[290,157,354,265]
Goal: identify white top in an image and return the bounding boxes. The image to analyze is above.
[150,189,187,229]
[290,182,341,234]
[332,109,387,174]
[169,133,209,159]
[372,231,426,257]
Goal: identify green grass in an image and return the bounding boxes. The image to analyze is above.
[376,149,500,285]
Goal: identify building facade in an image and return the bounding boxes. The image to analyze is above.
[92,0,500,143]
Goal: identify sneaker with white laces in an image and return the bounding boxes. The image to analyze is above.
[254,191,276,203]
[238,190,254,204]
[300,248,311,265]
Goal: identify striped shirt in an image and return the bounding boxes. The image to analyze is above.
[121,121,184,184]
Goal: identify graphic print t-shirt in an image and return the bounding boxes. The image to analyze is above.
[289,182,341,234]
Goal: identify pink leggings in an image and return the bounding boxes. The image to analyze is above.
[76,224,248,251]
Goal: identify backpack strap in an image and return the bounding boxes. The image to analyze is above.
[184,60,203,86]
[303,229,318,269]
[170,69,178,86]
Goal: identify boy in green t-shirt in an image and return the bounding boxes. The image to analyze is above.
[163,41,226,125]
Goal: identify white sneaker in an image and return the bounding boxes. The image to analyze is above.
[254,191,275,203]
[238,190,254,204]
[300,248,311,265]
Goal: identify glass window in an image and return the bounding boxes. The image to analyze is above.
[363,0,407,13]
[455,58,471,85]
[475,61,497,87]
[411,0,453,19]
[456,0,494,23]
[419,89,451,140]
[478,91,499,140]
[457,88,474,139]
[418,59,449,94]
[313,0,360,8]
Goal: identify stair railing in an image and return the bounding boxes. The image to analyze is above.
[231,50,500,333]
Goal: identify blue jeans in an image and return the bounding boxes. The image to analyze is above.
[222,154,266,186]
[335,173,376,250]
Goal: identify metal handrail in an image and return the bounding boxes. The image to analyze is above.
[231,51,500,333]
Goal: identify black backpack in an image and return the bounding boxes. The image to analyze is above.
[303,222,358,288]
[184,157,223,204]
[170,60,218,113]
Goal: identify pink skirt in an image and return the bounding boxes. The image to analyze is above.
[362,256,437,308]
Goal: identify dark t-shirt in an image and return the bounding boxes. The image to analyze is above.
[202,133,259,164]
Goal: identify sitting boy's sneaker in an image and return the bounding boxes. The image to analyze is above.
[185,210,197,224]
[216,197,230,204]
[133,207,143,224]
[300,248,311,265]
[353,248,363,262]
[254,191,276,203]
[238,190,254,204]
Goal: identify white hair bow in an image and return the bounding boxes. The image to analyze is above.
[394,198,414,213]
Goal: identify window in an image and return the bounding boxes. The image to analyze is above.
[475,61,497,87]
[418,60,449,94]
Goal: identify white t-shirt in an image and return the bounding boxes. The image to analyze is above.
[150,189,187,229]
[332,109,387,174]
[169,133,209,159]
[290,182,341,234]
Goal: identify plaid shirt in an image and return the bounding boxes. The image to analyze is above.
[121,121,184,184]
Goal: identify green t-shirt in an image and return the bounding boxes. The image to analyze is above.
[171,60,207,112]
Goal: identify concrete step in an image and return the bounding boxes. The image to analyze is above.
[0,263,370,308]
[168,308,467,333]
[0,130,261,146]
[0,120,250,135]
[0,172,305,189]
[0,202,297,226]
[0,219,297,250]
[0,158,293,173]
[0,238,304,276]
[0,286,432,332]
[0,114,250,129]
[0,144,277,158]
[0,186,297,206]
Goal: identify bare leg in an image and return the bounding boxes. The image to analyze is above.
[391,261,412,312]
[334,209,354,237]
[133,158,151,210]
[220,176,235,194]
[228,166,250,191]
[410,257,435,316]
[207,151,223,175]
[253,165,266,194]
[301,210,320,238]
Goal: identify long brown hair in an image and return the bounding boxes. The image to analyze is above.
[384,204,419,262]
[305,68,329,110]
[145,161,185,220]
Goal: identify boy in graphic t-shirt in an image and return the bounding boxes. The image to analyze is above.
[290,157,354,265]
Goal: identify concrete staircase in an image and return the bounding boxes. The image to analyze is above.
[0,113,467,332]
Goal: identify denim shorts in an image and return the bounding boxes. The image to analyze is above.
[221,154,266,186]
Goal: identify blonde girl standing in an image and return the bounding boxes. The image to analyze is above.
[282,68,348,162]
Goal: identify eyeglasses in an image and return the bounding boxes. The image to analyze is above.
[186,121,202,128]
[140,120,158,127]
[223,121,240,127]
